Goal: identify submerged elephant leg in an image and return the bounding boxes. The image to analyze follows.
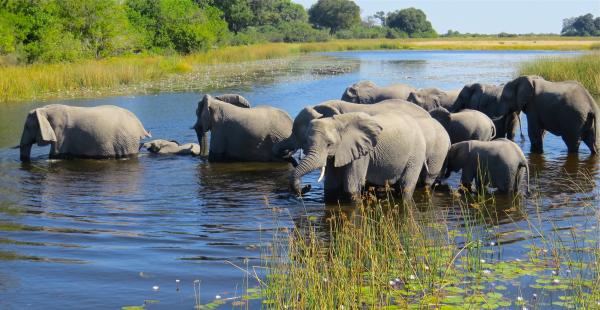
[528,120,545,154]
[562,133,581,154]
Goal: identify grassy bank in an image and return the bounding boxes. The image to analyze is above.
[258,185,600,309]
[2,37,600,103]
[520,53,600,98]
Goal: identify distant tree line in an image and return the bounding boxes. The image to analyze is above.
[562,13,600,36]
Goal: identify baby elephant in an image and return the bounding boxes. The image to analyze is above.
[444,139,529,193]
[142,140,200,156]
[430,107,496,144]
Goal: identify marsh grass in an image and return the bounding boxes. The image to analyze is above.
[2,38,599,103]
[254,176,600,309]
[519,53,600,98]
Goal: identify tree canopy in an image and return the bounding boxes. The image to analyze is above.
[308,0,360,33]
[386,7,437,38]
[562,13,600,36]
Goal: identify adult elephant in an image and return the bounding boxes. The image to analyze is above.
[290,112,427,202]
[430,107,496,144]
[341,80,416,104]
[274,99,449,187]
[19,104,150,161]
[193,94,293,162]
[407,88,460,111]
[450,83,520,140]
[500,76,599,154]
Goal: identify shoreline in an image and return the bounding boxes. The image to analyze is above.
[1,38,598,103]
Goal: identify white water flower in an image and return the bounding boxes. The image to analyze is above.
[215,295,222,300]
[176,279,180,283]
[489,242,496,246]
[152,286,159,291]
[395,278,401,283]
[323,277,328,282]
[517,296,523,302]
[532,293,538,299]
[389,280,395,286]
[551,270,557,275]
[480,259,486,263]
[482,269,492,274]
[409,275,416,280]
[553,278,560,284]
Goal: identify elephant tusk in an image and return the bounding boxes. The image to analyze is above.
[317,166,326,183]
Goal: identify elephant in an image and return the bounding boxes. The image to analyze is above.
[451,83,521,140]
[19,104,150,161]
[430,107,496,144]
[341,80,416,104]
[444,139,529,193]
[142,139,201,156]
[499,76,600,154]
[193,94,293,162]
[289,112,427,202]
[273,99,449,187]
[407,88,460,111]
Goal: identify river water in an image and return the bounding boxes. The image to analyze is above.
[0,50,597,309]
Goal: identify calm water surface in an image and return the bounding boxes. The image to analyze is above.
[0,50,598,309]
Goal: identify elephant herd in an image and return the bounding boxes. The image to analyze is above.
[17,75,599,203]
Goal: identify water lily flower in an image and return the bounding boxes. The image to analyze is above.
[153,286,159,291]
[480,259,486,263]
[553,279,560,284]
[215,295,222,300]
[517,296,523,302]
[482,269,492,274]
[409,275,416,280]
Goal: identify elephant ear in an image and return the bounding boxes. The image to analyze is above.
[515,76,535,110]
[449,141,472,171]
[313,104,341,117]
[451,84,476,112]
[333,112,383,168]
[199,95,213,131]
[35,109,56,144]
[215,94,251,108]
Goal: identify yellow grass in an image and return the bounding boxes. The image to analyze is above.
[2,37,599,103]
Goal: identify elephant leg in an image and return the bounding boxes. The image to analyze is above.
[394,161,421,200]
[506,113,519,141]
[324,163,344,203]
[460,164,477,192]
[581,115,598,154]
[562,133,581,154]
[343,158,369,201]
[528,119,545,154]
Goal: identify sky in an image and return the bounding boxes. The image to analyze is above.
[294,0,600,34]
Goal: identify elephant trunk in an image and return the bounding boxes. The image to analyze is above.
[194,124,209,157]
[272,137,298,159]
[20,144,32,162]
[289,151,324,195]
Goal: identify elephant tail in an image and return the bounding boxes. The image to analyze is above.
[515,162,530,195]
[490,119,496,140]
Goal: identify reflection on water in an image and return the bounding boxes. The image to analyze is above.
[0,50,598,309]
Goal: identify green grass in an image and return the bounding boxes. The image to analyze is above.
[520,52,600,98]
[255,180,600,309]
[2,37,599,103]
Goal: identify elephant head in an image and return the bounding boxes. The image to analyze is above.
[443,141,472,178]
[289,112,383,195]
[500,76,537,113]
[341,81,376,104]
[19,108,57,162]
[193,94,250,156]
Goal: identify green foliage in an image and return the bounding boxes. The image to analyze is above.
[562,13,600,36]
[308,0,361,33]
[386,7,437,38]
[335,25,389,39]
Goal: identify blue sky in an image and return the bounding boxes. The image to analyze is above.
[294,0,600,34]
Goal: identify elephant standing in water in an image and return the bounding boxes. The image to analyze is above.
[500,76,600,154]
[451,83,521,140]
[407,88,460,111]
[274,100,449,187]
[444,139,529,193]
[19,104,150,161]
[430,107,496,144]
[193,94,293,162]
[142,139,201,156]
[341,80,416,104]
[290,112,427,202]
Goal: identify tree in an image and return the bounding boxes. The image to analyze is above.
[210,0,254,33]
[308,0,360,33]
[386,8,436,38]
[250,0,307,26]
[374,11,386,26]
[561,13,599,36]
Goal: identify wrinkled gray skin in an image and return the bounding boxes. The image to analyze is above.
[430,107,496,144]
[19,104,150,161]
[142,139,200,156]
[193,94,293,162]
[500,76,600,154]
[444,139,529,193]
[274,99,448,187]
[407,88,460,111]
[290,112,427,202]
[451,83,521,140]
[341,80,416,104]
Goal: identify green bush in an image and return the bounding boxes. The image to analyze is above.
[335,25,388,39]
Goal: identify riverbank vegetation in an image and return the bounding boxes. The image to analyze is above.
[254,180,600,309]
[2,38,599,103]
[520,52,600,97]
